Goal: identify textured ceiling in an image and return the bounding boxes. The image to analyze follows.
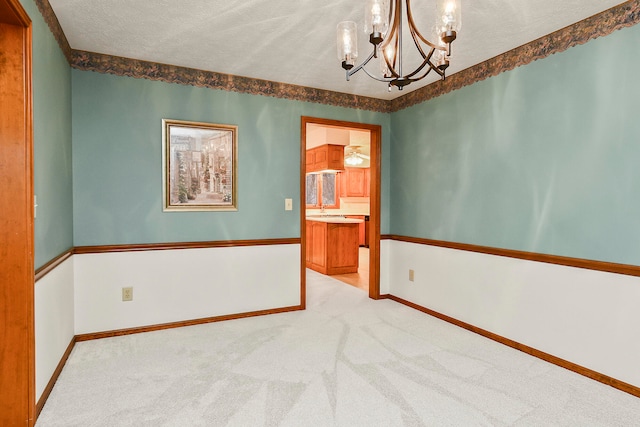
[48,0,626,100]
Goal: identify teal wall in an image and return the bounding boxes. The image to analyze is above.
[390,24,640,265]
[72,71,390,246]
[21,0,74,269]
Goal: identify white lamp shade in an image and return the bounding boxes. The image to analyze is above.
[365,0,389,35]
[437,0,462,34]
[337,21,358,63]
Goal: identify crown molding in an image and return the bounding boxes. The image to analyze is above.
[35,0,640,113]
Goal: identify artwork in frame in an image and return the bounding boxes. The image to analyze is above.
[162,119,238,211]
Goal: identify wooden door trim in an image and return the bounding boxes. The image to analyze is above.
[300,117,382,300]
[0,0,29,25]
[0,0,34,425]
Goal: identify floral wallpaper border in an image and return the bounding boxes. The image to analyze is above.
[35,0,640,113]
[34,0,72,62]
[70,50,391,113]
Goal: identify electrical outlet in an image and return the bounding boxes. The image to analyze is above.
[122,287,133,302]
[409,269,415,282]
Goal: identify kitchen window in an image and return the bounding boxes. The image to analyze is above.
[306,173,339,208]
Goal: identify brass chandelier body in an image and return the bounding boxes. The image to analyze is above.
[337,0,461,90]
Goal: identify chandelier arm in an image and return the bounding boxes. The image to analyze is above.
[405,0,441,50]
[386,31,435,81]
[361,66,395,83]
[387,0,396,40]
[384,40,401,79]
[346,50,378,80]
[403,53,435,80]
[382,0,404,79]
[380,0,399,58]
[408,22,429,61]
[412,61,446,82]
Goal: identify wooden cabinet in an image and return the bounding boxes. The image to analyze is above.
[346,215,367,247]
[340,167,370,197]
[308,221,327,271]
[306,144,344,173]
[305,151,315,172]
[306,220,359,275]
[305,221,313,265]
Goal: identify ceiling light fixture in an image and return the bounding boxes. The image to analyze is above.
[345,151,365,166]
[337,0,461,91]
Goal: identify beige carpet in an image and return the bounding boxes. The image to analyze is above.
[36,270,640,426]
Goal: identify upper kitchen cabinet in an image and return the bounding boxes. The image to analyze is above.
[306,144,344,173]
[340,167,370,198]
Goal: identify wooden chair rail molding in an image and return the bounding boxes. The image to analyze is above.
[383,235,640,278]
[38,236,640,281]
[381,294,640,399]
[74,238,300,254]
[34,238,300,282]
[34,249,73,282]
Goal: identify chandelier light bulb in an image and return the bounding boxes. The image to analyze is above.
[384,44,394,60]
[431,37,449,71]
[383,43,397,73]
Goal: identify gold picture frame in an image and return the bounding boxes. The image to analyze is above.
[162,119,238,211]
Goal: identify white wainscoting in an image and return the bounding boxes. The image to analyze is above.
[386,240,640,388]
[379,239,391,295]
[35,256,75,401]
[73,244,301,335]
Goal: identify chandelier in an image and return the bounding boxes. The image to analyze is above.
[337,0,461,91]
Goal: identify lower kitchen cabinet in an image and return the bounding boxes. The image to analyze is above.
[306,220,359,275]
[345,215,369,247]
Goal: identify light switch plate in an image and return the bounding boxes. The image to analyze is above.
[285,198,293,211]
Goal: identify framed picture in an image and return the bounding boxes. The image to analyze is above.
[162,119,238,211]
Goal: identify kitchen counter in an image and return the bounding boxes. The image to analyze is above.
[306,208,369,216]
[306,216,363,224]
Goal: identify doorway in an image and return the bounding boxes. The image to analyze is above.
[300,117,381,306]
[0,0,35,424]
